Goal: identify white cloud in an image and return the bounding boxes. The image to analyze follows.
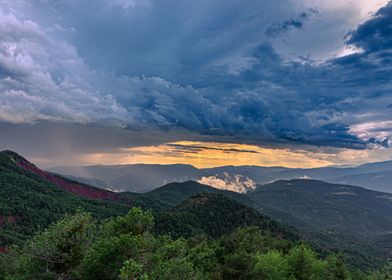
[274,0,391,62]
[0,10,130,124]
[296,0,389,19]
[197,172,256,193]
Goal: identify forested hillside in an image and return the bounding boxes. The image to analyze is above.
[248,179,392,237]
[0,207,376,280]
[2,150,392,279]
[0,151,130,246]
[155,192,298,240]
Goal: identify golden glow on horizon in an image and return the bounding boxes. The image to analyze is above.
[32,140,392,169]
[81,141,336,168]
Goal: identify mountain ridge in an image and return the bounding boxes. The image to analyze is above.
[155,192,299,240]
[248,179,392,237]
[0,150,131,247]
[4,151,122,201]
[49,159,392,193]
[1,150,391,268]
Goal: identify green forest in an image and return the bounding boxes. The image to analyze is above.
[2,207,390,280]
[2,151,392,279]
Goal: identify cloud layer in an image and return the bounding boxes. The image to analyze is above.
[0,0,391,153]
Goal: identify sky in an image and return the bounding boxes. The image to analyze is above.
[0,0,392,168]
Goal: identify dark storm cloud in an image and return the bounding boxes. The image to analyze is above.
[0,0,391,153]
[265,9,319,38]
[166,143,260,154]
[346,2,392,52]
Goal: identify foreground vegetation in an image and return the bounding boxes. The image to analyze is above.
[1,150,392,279]
[0,150,389,271]
[1,207,391,280]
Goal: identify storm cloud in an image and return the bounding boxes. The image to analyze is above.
[0,0,391,156]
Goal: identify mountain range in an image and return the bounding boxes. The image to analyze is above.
[49,160,392,193]
[2,150,392,268]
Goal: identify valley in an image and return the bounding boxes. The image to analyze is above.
[1,150,392,274]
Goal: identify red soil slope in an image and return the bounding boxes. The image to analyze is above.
[17,159,122,201]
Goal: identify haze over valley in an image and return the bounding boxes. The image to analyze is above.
[49,159,392,194]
